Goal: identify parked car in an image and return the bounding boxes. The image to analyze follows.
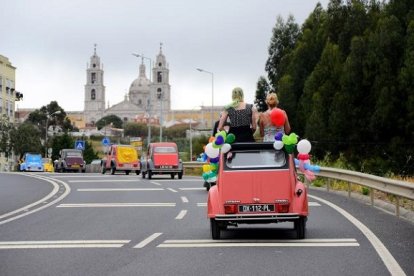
[141,142,183,179]
[54,149,86,173]
[42,158,54,172]
[101,144,140,175]
[20,153,43,172]
[207,142,309,239]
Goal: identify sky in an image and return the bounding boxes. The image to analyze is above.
[1,0,329,112]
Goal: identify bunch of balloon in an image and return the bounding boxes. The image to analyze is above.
[202,131,236,183]
[282,133,299,154]
[296,139,320,182]
[272,131,284,150]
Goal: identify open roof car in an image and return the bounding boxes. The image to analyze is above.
[207,142,308,239]
[20,153,44,172]
[141,142,183,179]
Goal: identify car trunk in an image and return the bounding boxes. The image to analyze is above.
[219,170,293,204]
[66,157,84,166]
[153,154,178,167]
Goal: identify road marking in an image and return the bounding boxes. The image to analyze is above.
[0,240,130,249]
[167,188,178,193]
[158,238,359,248]
[181,196,189,203]
[57,203,176,208]
[196,202,321,207]
[151,181,162,186]
[175,210,187,220]
[77,188,164,192]
[309,195,406,276]
[179,188,205,191]
[0,175,70,225]
[69,179,139,183]
[134,233,163,248]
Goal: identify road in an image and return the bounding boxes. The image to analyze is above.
[0,172,413,276]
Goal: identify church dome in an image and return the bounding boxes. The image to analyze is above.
[129,63,150,94]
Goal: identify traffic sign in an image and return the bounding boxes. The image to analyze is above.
[102,137,110,146]
[75,140,85,150]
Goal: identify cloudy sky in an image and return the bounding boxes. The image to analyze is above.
[2,0,329,112]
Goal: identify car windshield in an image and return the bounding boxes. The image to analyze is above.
[154,146,176,153]
[225,149,286,169]
[26,154,42,162]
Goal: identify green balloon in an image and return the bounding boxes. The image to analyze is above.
[225,133,236,144]
[284,144,296,154]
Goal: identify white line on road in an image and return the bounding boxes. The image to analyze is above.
[181,196,189,203]
[179,188,205,191]
[150,181,162,186]
[167,188,178,193]
[175,210,187,220]
[309,195,406,276]
[158,238,359,248]
[69,179,139,183]
[77,188,164,192]
[0,240,130,249]
[134,233,163,248]
[57,203,176,208]
[196,202,321,207]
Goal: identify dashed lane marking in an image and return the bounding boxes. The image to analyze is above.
[57,203,176,208]
[0,240,130,249]
[181,196,189,203]
[167,188,178,193]
[179,188,205,191]
[77,188,164,192]
[150,181,162,186]
[134,233,163,248]
[196,202,321,207]
[69,179,140,183]
[175,210,187,220]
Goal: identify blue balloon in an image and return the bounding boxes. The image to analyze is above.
[274,131,284,141]
[210,157,220,163]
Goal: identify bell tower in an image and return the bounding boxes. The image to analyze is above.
[151,43,171,113]
[84,44,105,125]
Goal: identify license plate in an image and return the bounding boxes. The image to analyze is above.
[239,204,275,213]
[123,164,132,168]
[72,164,80,168]
[160,165,172,169]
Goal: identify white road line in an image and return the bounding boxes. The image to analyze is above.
[69,179,139,183]
[134,233,163,248]
[175,210,187,220]
[167,188,178,193]
[77,188,164,192]
[158,238,360,248]
[0,240,130,249]
[151,181,162,186]
[196,202,321,207]
[179,188,205,191]
[181,196,189,203]
[309,194,406,276]
[57,203,176,208]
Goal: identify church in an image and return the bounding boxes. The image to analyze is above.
[81,44,222,131]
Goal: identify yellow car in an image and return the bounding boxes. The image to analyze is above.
[42,158,54,172]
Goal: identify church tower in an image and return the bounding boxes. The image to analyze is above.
[150,43,171,115]
[84,44,105,125]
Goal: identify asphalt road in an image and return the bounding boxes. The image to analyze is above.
[0,172,413,276]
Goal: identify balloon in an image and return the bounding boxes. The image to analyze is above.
[202,172,209,181]
[297,139,311,154]
[210,163,218,172]
[282,133,298,145]
[209,157,220,163]
[273,140,284,150]
[202,164,211,173]
[297,153,310,160]
[274,131,283,141]
[225,133,236,144]
[216,130,227,140]
[221,143,231,153]
[212,141,221,149]
[284,144,295,154]
[215,135,224,146]
[270,108,285,127]
[208,136,215,143]
[205,143,220,158]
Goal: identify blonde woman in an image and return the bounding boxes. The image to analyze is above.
[218,87,258,142]
[259,92,291,141]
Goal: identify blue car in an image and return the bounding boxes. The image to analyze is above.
[20,153,44,172]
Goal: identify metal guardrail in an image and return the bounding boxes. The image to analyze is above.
[182,161,414,218]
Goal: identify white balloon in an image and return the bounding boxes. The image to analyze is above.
[273,140,284,150]
[221,143,231,154]
[205,143,220,158]
[297,139,312,154]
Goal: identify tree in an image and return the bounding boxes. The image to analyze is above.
[96,115,123,130]
[26,101,73,134]
[124,122,148,137]
[82,140,99,164]
[254,76,270,112]
[0,115,13,159]
[10,122,43,159]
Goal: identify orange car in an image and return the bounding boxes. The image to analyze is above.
[101,144,140,175]
[207,142,308,239]
[141,142,183,179]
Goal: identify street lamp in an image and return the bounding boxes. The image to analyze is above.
[196,68,214,128]
[132,53,153,145]
[45,110,61,157]
[157,89,163,142]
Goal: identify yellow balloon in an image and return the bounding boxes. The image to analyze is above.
[202,164,211,173]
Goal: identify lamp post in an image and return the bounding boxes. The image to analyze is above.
[196,68,214,128]
[157,89,163,142]
[132,53,153,145]
[45,110,61,157]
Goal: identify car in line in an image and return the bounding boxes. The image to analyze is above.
[141,142,183,179]
[101,144,140,175]
[207,142,309,239]
[20,153,43,172]
[54,149,86,173]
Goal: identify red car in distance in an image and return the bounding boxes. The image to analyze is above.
[141,142,183,179]
[207,142,309,239]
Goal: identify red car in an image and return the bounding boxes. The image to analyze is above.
[141,142,183,179]
[207,142,308,239]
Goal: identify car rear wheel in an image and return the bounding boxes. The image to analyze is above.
[142,172,146,179]
[178,172,183,179]
[210,219,221,240]
[170,173,175,179]
[294,217,306,239]
[135,170,140,176]
[148,170,152,179]
[125,170,130,175]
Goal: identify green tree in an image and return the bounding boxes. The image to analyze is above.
[10,122,42,159]
[50,133,75,161]
[254,76,270,112]
[83,140,99,164]
[96,115,123,130]
[124,122,148,137]
[0,115,14,159]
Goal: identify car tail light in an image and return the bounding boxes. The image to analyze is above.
[275,199,290,213]
[119,163,124,167]
[133,164,138,167]
[224,204,237,214]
